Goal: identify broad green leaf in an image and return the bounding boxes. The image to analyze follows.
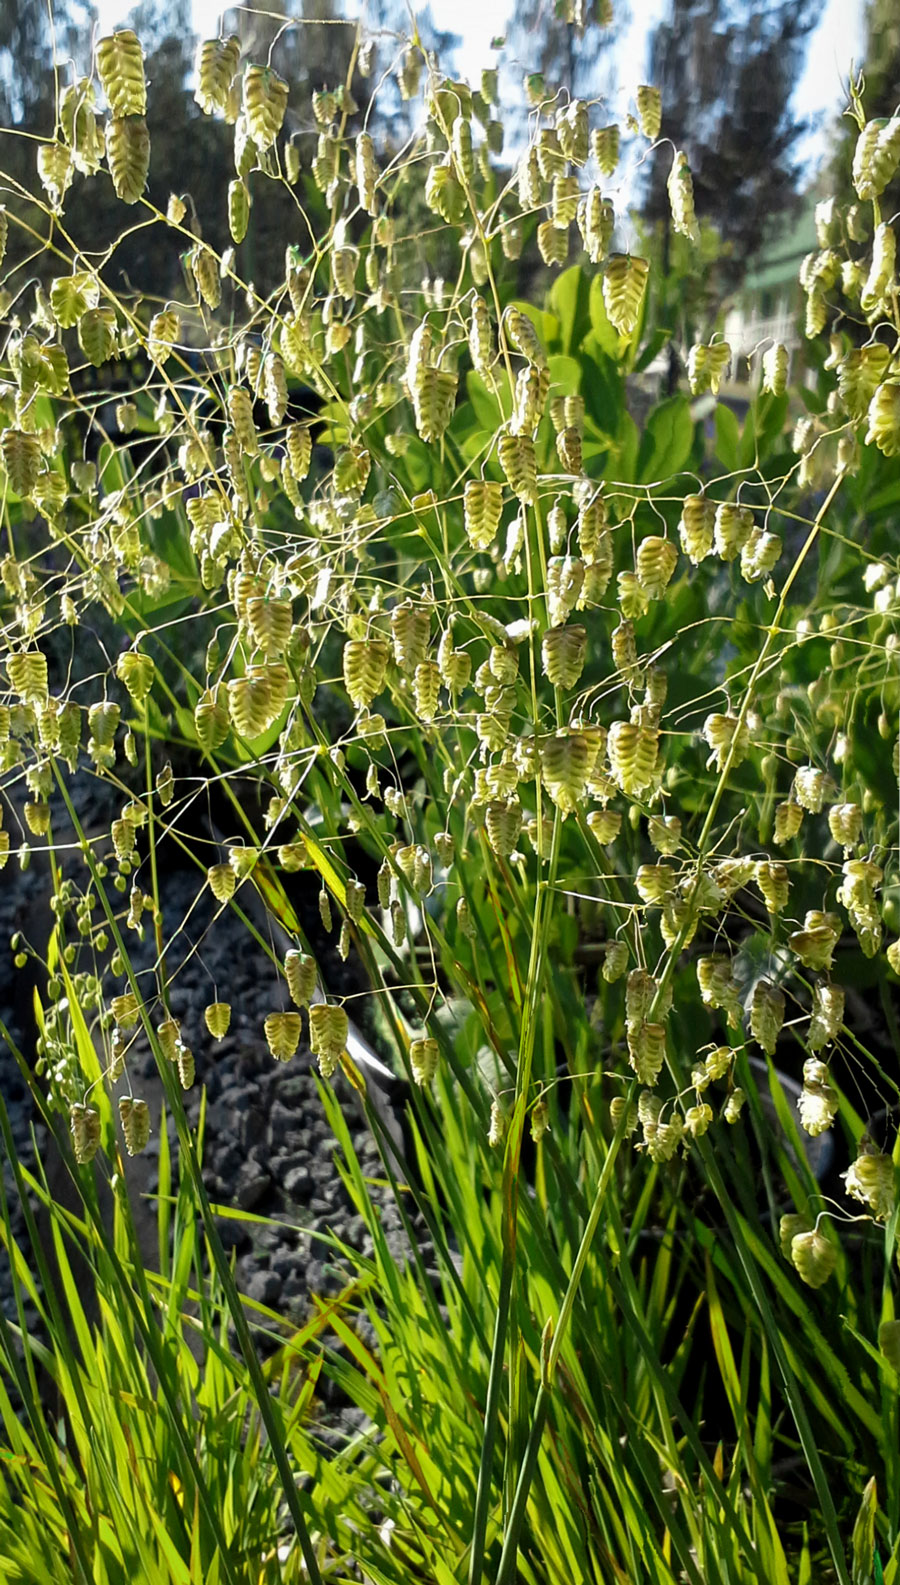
[637,395,695,484]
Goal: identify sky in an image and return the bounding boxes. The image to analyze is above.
[94,0,867,174]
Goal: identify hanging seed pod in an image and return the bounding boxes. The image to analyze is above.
[390,602,429,673]
[106,116,150,204]
[148,308,179,363]
[243,64,288,148]
[678,494,715,564]
[513,365,548,434]
[411,365,457,442]
[264,1009,302,1062]
[195,35,240,115]
[536,127,565,181]
[119,1096,150,1155]
[156,1018,180,1062]
[204,1001,232,1040]
[60,79,102,173]
[308,1002,348,1078]
[318,887,333,932]
[332,245,359,299]
[779,1212,813,1259]
[702,713,749,772]
[713,502,753,561]
[828,802,862,846]
[484,799,522,856]
[78,305,117,366]
[228,178,250,243]
[207,863,236,902]
[285,423,312,482]
[541,730,595,813]
[284,949,316,1007]
[602,939,628,983]
[866,383,900,458]
[190,244,221,309]
[667,150,698,241]
[194,687,229,752]
[789,920,839,973]
[591,123,619,175]
[498,432,537,502]
[97,30,146,116]
[790,1227,836,1288]
[577,188,615,264]
[227,385,259,455]
[410,1037,439,1086]
[612,619,638,678]
[463,480,503,549]
[285,141,301,183]
[115,650,154,707]
[451,115,474,184]
[750,979,785,1055]
[839,344,891,420]
[541,625,586,689]
[177,1044,195,1089]
[37,141,73,207]
[110,991,140,1030]
[503,305,548,369]
[547,556,585,626]
[755,859,789,913]
[414,661,441,721]
[1,431,41,499]
[635,865,676,904]
[808,983,845,1051]
[603,254,649,336]
[696,955,741,1022]
[862,222,896,314]
[355,131,378,213]
[0,207,6,268]
[343,639,389,710]
[246,596,292,657]
[793,764,834,814]
[608,720,658,795]
[468,296,494,375]
[71,1103,101,1164]
[636,84,662,139]
[762,342,789,396]
[343,879,365,926]
[740,527,782,583]
[586,808,621,844]
[647,814,680,856]
[627,1020,667,1086]
[636,536,678,599]
[843,1149,895,1221]
[557,100,588,165]
[853,117,900,200]
[24,802,50,835]
[556,426,582,474]
[774,801,803,845]
[552,174,580,228]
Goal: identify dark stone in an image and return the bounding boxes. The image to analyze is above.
[244,1269,283,1306]
[282,1164,312,1200]
[236,1166,272,1210]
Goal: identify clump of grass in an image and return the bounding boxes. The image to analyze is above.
[0,11,897,1580]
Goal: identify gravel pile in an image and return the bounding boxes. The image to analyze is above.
[0,761,423,1412]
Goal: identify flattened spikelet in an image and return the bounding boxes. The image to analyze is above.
[97,31,146,117]
[603,254,649,336]
[243,64,288,149]
[196,35,240,116]
[106,116,150,203]
[119,1096,151,1155]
